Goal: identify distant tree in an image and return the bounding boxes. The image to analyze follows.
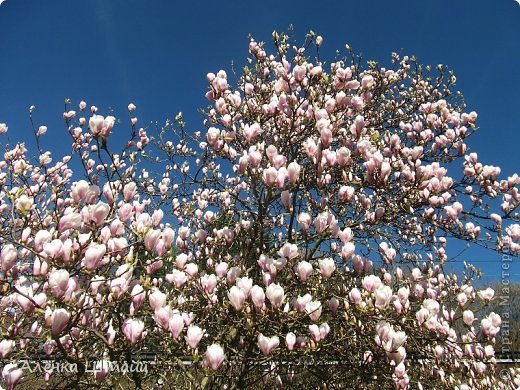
[0,31,519,390]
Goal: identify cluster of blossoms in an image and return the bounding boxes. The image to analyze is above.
[0,32,519,389]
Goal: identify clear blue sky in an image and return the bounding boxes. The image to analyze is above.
[0,0,518,284]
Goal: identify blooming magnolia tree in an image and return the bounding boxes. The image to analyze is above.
[0,31,519,389]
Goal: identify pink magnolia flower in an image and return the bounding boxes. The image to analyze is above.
[266,283,285,308]
[318,258,335,278]
[397,287,410,303]
[226,266,241,284]
[186,325,204,349]
[130,284,145,309]
[175,253,189,269]
[278,243,299,260]
[33,257,49,276]
[63,110,76,120]
[394,362,406,379]
[310,65,323,78]
[286,332,296,351]
[328,297,340,312]
[0,339,15,358]
[305,301,322,322]
[135,213,152,234]
[248,149,262,167]
[314,211,331,233]
[415,307,430,325]
[144,229,161,252]
[320,323,330,340]
[287,161,301,183]
[107,322,116,345]
[477,288,495,302]
[318,123,332,147]
[379,242,396,264]
[90,275,105,295]
[71,180,90,203]
[480,312,501,337]
[243,123,262,142]
[34,230,52,251]
[58,211,81,232]
[375,321,407,354]
[117,203,133,222]
[228,286,246,311]
[149,289,167,311]
[212,70,228,92]
[166,270,188,288]
[236,277,253,297]
[169,313,184,339]
[185,263,199,278]
[362,275,382,292]
[374,285,393,309]
[349,288,362,305]
[293,64,306,81]
[262,167,278,187]
[154,306,174,329]
[250,285,265,311]
[484,345,495,358]
[463,310,475,326]
[2,364,23,390]
[162,227,175,247]
[281,190,291,209]
[341,242,355,260]
[298,212,312,231]
[205,344,225,370]
[48,269,70,297]
[309,324,321,341]
[257,333,279,356]
[200,274,217,294]
[94,360,111,381]
[295,261,313,282]
[293,293,313,312]
[15,194,33,214]
[457,292,468,307]
[122,319,145,344]
[336,147,351,166]
[123,182,137,201]
[82,243,106,270]
[490,213,502,226]
[89,115,116,138]
[182,312,195,326]
[0,244,17,272]
[51,308,70,336]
